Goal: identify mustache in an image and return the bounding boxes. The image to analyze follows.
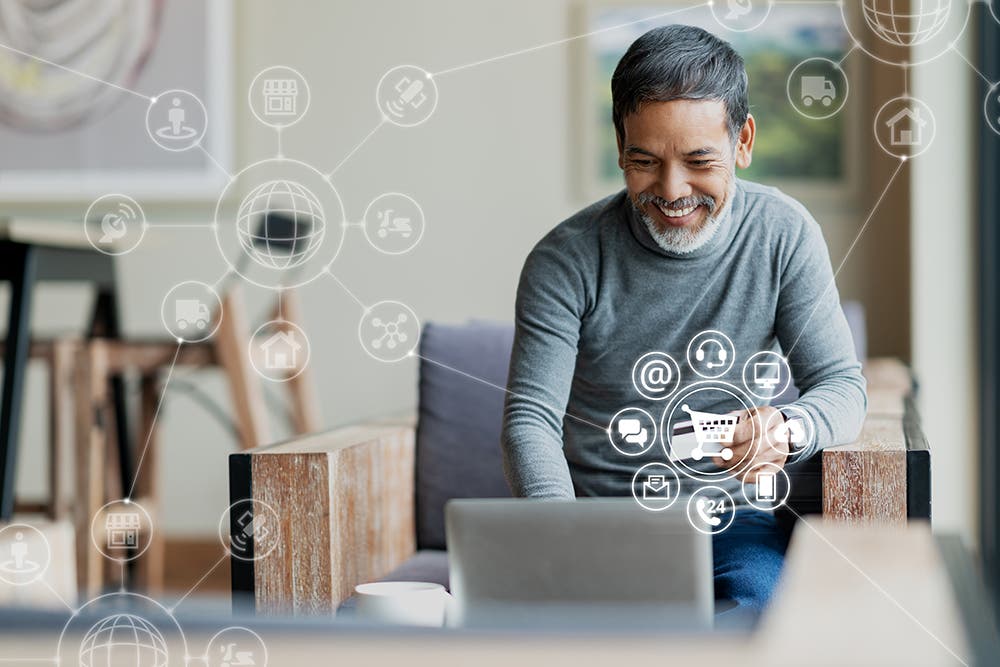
[636,192,716,213]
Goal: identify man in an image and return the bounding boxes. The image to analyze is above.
[501,25,867,612]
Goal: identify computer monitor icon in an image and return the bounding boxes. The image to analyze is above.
[753,362,780,390]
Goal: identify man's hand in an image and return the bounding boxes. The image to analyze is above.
[722,406,788,482]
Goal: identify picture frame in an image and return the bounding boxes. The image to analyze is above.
[0,0,234,201]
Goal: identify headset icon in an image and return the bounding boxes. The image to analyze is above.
[695,338,728,369]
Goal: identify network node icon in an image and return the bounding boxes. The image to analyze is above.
[236,179,327,270]
[983,82,1000,138]
[146,89,207,152]
[686,486,736,535]
[874,96,937,160]
[709,0,771,33]
[248,319,311,382]
[359,301,420,362]
[83,194,146,256]
[376,65,439,127]
[219,498,281,562]
[608,407,657,457]
[249,65,312,129]
[363,192,426,255]
[786,58,850,121]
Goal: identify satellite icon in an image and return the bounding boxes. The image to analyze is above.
[753,361,780,390]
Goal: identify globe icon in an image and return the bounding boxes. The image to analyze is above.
[236,179,326,270]
[862,0,951,46]
[79,613,168,667]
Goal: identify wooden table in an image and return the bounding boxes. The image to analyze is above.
[0,220,129,520]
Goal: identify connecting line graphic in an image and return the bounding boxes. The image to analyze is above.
[326,117,386,179]
[144,222,216,229]
[168,551,228,613]
[837,43,859,67]
[0,39,153,102]
[785,159,906,357]
[323,268,370,311]
[41,579,77,616]
[411,352,608,433]
[197,143,235,181]
[950,44,994,86]
[276,125,284,159]
[126,341,184,501]
[430,2,709,77]
[786,509,970,666]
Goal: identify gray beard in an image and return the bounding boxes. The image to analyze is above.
[633,203,724,255]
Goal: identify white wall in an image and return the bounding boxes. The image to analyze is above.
[8,0,922,537]
[911,32,978,542]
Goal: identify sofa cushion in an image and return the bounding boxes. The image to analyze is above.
[415,321,514,550]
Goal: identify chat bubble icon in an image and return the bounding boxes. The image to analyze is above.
[617,418,647,446]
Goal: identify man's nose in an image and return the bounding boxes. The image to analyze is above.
[656,164,693,204]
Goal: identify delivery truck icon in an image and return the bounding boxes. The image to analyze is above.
[174,299,210,331]
[800,76,836,107]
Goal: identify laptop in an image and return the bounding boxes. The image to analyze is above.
[445,498,712,629]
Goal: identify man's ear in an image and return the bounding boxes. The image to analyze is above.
[616,131,625,170]
[734,114,756,170]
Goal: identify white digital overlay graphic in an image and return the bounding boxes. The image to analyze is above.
[90,498,154,563]
[249,65,312,129]
[220,498,281,562]
[631,462,682,512]
[686,486,736,535]
[359,300,421,362]
[146,89,208,152]
[686,330,736,379]
[608,407,657,457]
[83,194,146,255]
[631,351,681,400]
[376,65,439,127]
[161,281,223,343]
[249,319,311,382]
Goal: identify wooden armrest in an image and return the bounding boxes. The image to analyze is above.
[229,414,417,615]
[822,357,928,524]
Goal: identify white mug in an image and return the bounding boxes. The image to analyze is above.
[354,581,452,627]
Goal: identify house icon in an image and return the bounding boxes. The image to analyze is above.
[260,330,302,370]
[885,106,927,147]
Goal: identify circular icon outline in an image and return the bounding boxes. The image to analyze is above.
[146,89,208,152]
[764,404,816,462]
[218,498,281,562]
[160,281,223,343]
[358,300,421,363]
[983,81,1000,138]
[873,95,937,160]
[0,523,51,586]
[362,192,426,255]
[83,194,147,256]
[709,0,772,33]
[686,486,737,535]
[205,626,268,667]
[89,498,154,563]
[631,351,681,401]
[630,462,682,512]
[607,407,657,457]
[741,350,792,400]
[57,591,188,667]
[786,57,850,120]
[686,330,736,379]
[660,381,759,483]
[248,319,311,383]
[248,65,312,130]
[376,64,439,128]
[840,1,972,69]
[213,157,347,291]
[740,461,791,511]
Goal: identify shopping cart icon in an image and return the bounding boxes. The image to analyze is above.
[681,404,738,462]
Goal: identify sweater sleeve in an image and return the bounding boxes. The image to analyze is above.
[775,213,868,459]
[500,239,587,498]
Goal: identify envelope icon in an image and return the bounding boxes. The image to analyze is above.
[642,474,672,500]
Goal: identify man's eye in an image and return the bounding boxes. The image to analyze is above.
[631,159,654,166]
[689,159,711,166]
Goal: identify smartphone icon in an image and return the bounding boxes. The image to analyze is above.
[756,472,777,501]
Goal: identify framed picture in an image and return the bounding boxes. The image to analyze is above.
[0,0,233,200]
[572,1,864,204]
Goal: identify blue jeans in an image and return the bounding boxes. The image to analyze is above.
[712,509,793,615]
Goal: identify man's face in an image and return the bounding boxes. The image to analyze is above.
[617,99,754,254]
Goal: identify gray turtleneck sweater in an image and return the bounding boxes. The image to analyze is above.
[501,179,867,501]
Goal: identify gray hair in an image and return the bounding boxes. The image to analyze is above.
[611,25,750,142]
